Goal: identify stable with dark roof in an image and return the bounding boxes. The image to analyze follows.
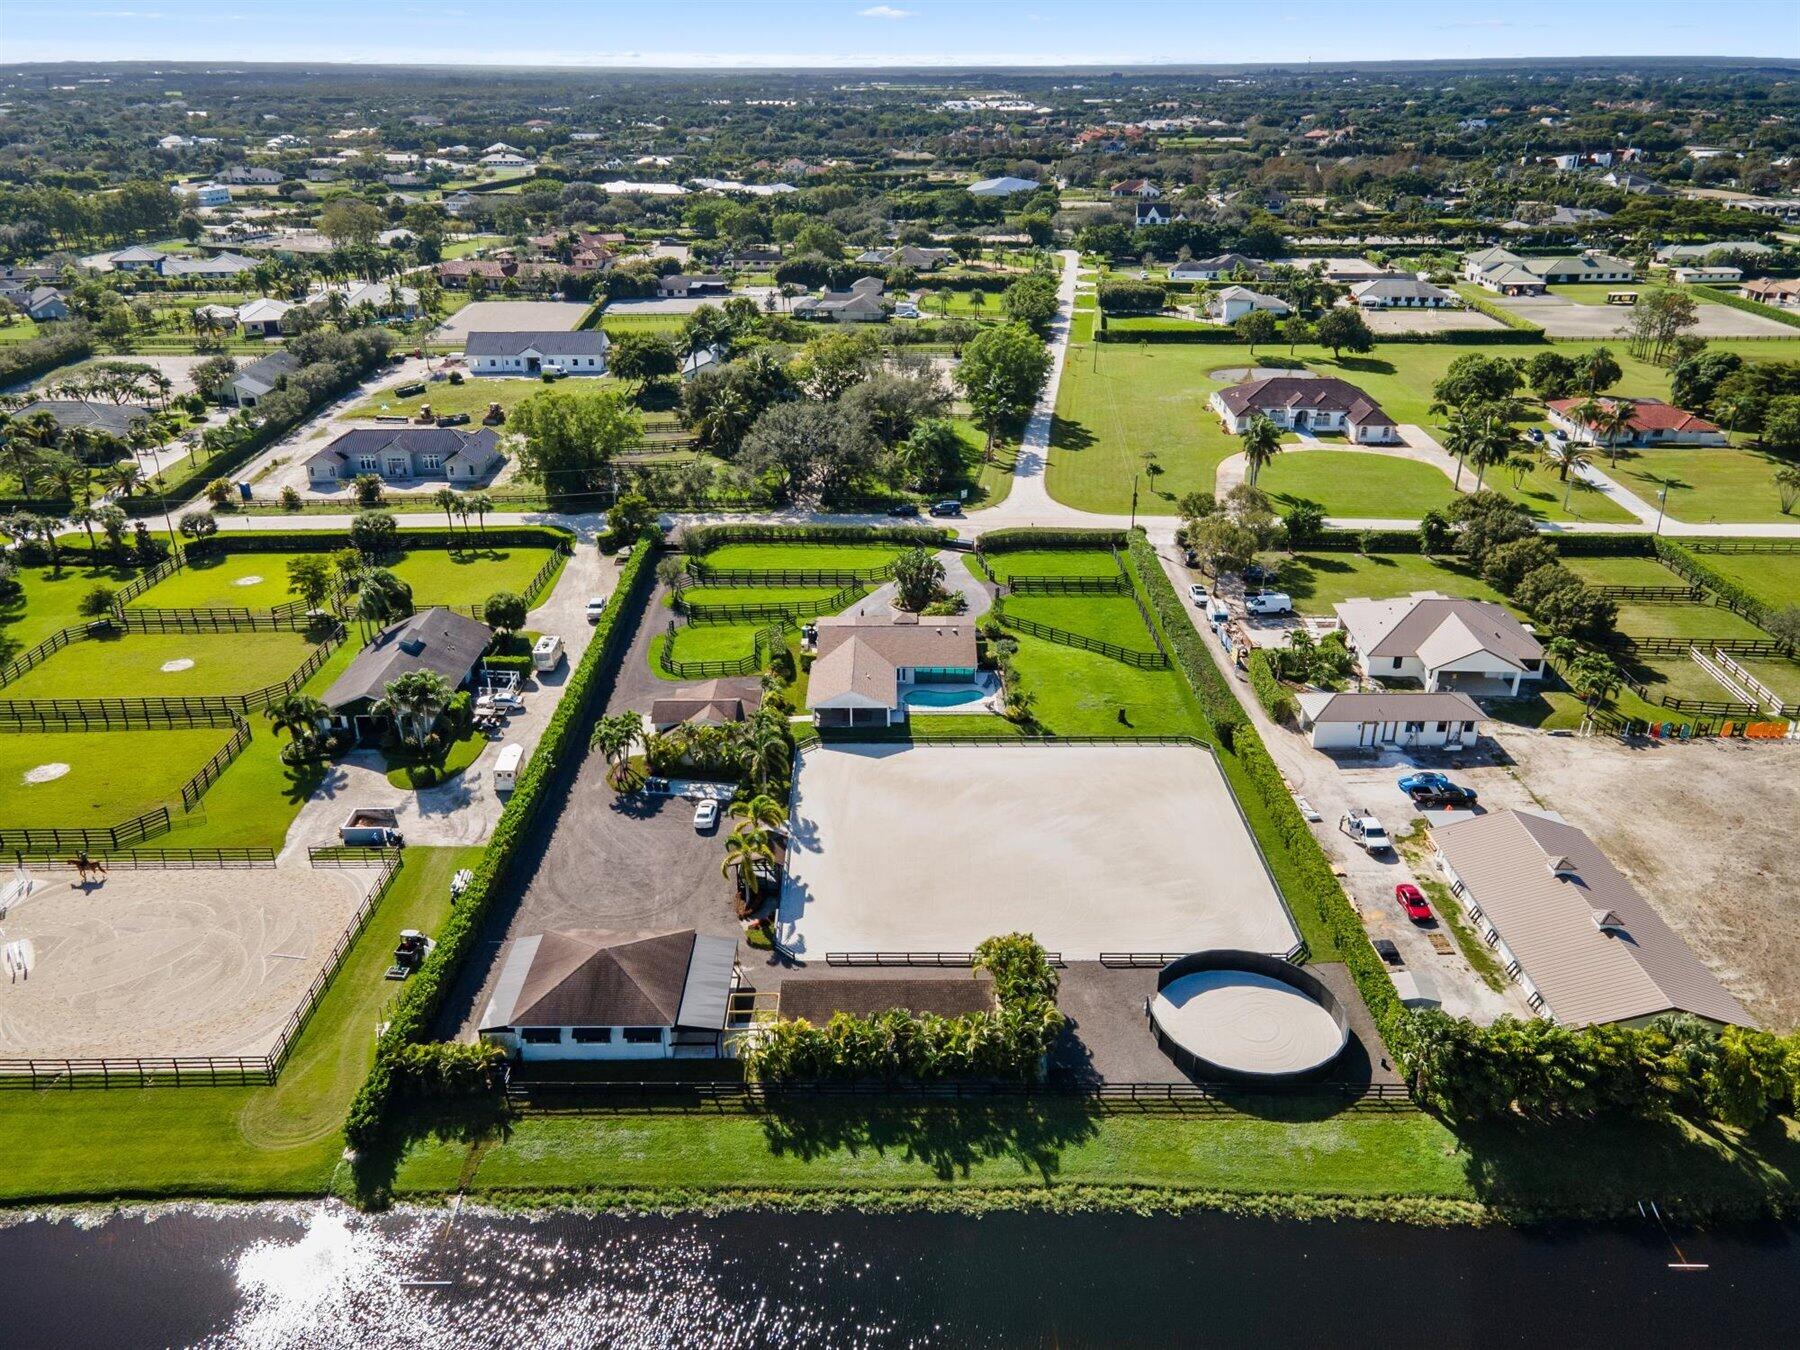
[321,606,493,742]
[465,329,610,376]
[305,426,504,486]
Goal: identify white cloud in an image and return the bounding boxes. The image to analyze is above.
[858,5,915,18]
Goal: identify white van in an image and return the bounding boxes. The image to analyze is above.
[494,743,525,793]
[531,633,565,672]
[1244,592,1293,616]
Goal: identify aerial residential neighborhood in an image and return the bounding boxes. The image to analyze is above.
[0,11,1797,1340]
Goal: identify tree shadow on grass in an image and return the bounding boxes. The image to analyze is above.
[1452,1113,1800,1221]
[348,1097,513,1209]
[757,1098,1103,1183]
[1048,417,1095,454]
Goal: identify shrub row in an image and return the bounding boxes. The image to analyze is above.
[1247,648,1296,723]
[185,524,575,557]
[741,934,1063,1084]
[976,527,1130,553]
[1655,539,1770,625]
[1691,285,1800,331]
[1308,528,1425,554]
[1453,288,1546,334]
[0,322,93,388]
[678,522,952,552]
[342,537,658,1151]
[1096,325,1542,346]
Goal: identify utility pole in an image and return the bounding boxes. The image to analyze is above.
[1130,472,1139,531]
[1654,480,1670,536]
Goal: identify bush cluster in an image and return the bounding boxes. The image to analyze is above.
[679,521,951,552]
[1247,648,1296,723]
[741,934,1064,1084]
[975,527,1129,554]
[342,537,658,1151]
[0,322,93,390]
[1096,280,1168,315]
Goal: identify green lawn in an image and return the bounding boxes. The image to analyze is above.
[1684,550,1800,610]
[1561,555,1688,587]
[0,847,479,1203]
[0,628,323,701]
[1274,552,1510,615]
[652,622,764,679]
[1618,652,1747,706]
[1736,655,1800,702]
[701,543,904,572]
[439,233,503,260]
[1546,283,1644,306]
[598,312,688,335]
[0,317,42,344]
[383,1099,1800,1219]
[384,724,489,789]
[673,585,847,611]
[1,557,144,660]
[341,376,580,421]
[951,416,1017,509]
[1611,599,1771,642]
[1487,460,1637,524]
[2,725,235,824]
[1610,444,1800,526]
[1255,452,1461,519]
[1051,338,1800,519]
[384,544,561,608]
[983,549,1123,580]
[1004,593,1164,653]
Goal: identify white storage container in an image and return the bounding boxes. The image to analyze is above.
[494,743,525,792]
[531,634,565,671]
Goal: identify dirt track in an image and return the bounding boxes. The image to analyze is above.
[1496,729,1800,1030]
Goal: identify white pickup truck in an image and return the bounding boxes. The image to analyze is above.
[1340,808,1392,854]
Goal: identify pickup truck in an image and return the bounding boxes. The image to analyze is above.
[1340,808,1392,854]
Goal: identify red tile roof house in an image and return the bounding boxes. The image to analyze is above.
[1209,376,1400,444]
[1545,397,1726,448]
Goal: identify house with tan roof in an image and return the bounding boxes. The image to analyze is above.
[1210,375,1398,444]
[806,614,980,728]
[649,679,763,731]
[1432,810,1753,1028]
[1334,592,1545,695]
[1294,689,1485,751]
[1544,397,1725,448]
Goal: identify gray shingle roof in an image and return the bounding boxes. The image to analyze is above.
[321,606,491,710]
[481,928,737,1032]
[1216,376,1395,428]
[1301,690,1485,724]
[463,330,610,357]
[15,399,152,438]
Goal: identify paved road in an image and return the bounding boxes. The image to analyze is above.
[1001,247,1081,518]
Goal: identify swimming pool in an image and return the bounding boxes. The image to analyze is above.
[902,685,986,708]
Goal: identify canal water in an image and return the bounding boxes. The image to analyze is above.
[0,1205,1793,1348]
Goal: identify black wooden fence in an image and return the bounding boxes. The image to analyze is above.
[993,605,1170,670]
[657,621,787,678]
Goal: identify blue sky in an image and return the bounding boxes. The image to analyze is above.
[2,0,1795,66]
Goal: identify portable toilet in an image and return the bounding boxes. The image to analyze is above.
[494,743,524,793]
[531,634,565,672]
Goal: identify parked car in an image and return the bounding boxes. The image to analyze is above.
[886,502,920,518]
[1373,938,1403,966]
[1398,771,1478,807]
[1188,583,1208,605]
[1243,563,1279,586]
[1395,883,1433,923]
[585,596,608,622]
[1340,808,1391,853]
[1244,591,1293,616]
[1184,548,1199,568]
[1526,427,1544,443]
[928,500,963,517]
[1397,771,1454,795]
[693,799,720,831]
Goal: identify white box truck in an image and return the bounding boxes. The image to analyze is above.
[494,743,525,793]
[532,634,564,672]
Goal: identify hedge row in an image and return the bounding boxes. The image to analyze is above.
[975,527,1130,553]
[1096,324,1541,346]
[0,323,93,388]
[1655,538,1770,624]
[342,537,658,1151]
[186,524,575,557]
[1302,529,1660,558]
[1248,648,1296,723]
[1454,288,1546,334]
[678,522,953,552]
[1550,533,1658,558]
[1691,285,1800,331]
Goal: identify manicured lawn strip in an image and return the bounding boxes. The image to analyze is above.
[340,377,569,421]
[0,847,477,1202]
[1256,452,1459,519]
[1618,652,1745,705]
[1611,444,1800,526]
[1679,551,1800,610]
[700,543,903,572]
[951,416,1017,509]
[0,628,323,701]
[1611,600,1771,642]
[1008,633,1202,737]
[384,725,489,789]
[386,545,562,609]
[1277,552,1509,615]
[1736,656,1800,701]
[983,549,1122,579]
[1561,555,1688,587]
[131,551,316,610]
[671,586,844,610]
[1546,283,1643,305]
[1489,460,1637,524]
[1,725,235,824]
[1003,593,1164,651]
[390,1101,1800,1221]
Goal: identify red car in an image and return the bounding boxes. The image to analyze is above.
[1395,883,1433,923]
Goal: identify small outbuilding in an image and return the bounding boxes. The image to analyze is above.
[321,606,493,743]
[1294,690,1485,751]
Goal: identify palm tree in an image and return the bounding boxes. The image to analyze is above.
[264,694,328,752]
[68,503,99,555]
[374,670,452,749]
[463,491,494,537]
[104,459,144,499]
[1538,439,1595,509]
[720,827,775,909]
[433,486,464,536]
[589,712,645,792]
[728,793,786,835]
[744,723,790,792]
[1238,412,1284,487]
[1575,346,1615,395]
[1469,406,1524,491]
[1594,400,1638,467]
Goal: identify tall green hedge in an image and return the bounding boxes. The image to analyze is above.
[186,524,575,557]
[1655,539,1773,626]
[343,537,657,1151]
[976,527,1131,553]
[1454,288,1545,334]
[1691,285,1800,331]
[1248,648,1296,723]
[679,522,952,552]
